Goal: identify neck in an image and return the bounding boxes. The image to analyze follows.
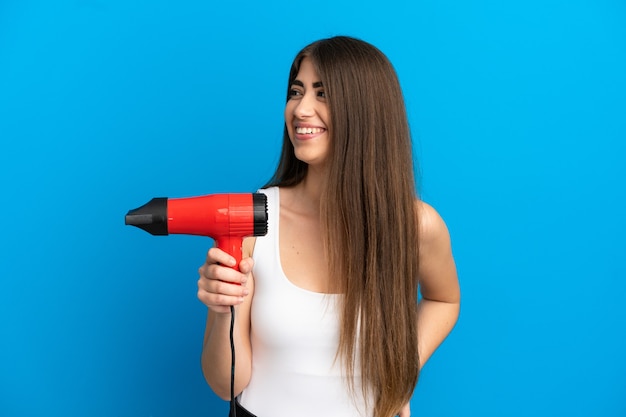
[290,165,326,216]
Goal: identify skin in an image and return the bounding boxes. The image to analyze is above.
[198,58,460,416]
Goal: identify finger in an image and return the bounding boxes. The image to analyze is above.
[206,247,236,267]
[198,264,247,288]
[204,262,247,284]
[197,280,249,308]
[238,257,254,274]
[198,275,247,296]
[198,291,245,312]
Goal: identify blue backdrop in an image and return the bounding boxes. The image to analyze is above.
[1,1,625,416]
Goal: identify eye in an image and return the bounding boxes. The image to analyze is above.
[317,90,326,99]
[288,88,303,99]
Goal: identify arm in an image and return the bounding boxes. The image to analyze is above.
[198,237,256,400]
[416,201,461,367]
[400,202,460,417]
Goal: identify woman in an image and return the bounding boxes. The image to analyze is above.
[198,36,460,417]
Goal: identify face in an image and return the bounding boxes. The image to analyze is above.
[285,57,331,168]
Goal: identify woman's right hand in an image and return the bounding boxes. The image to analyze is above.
[197,247,253,315]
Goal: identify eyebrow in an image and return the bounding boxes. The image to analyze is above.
[292,80,324,88]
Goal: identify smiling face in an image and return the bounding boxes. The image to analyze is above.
[284,57,331,168]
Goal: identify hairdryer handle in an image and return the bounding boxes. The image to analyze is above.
[215,236,243,273]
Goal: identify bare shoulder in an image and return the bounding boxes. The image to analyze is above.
[416,200,451,248]
[242,236,257,258]
[415,200,459,302]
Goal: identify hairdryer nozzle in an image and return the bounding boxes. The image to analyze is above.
[253,193,268,237]
[125,197,168,235]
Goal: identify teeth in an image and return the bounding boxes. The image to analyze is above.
[296,127,324,134]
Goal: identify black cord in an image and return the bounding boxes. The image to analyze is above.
[229,305,236,417]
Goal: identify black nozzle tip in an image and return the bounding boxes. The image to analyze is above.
[125,197,169,235]
[253,193,268,237]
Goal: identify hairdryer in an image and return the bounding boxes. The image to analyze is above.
[125,192,267,416]
[125,193,268,271]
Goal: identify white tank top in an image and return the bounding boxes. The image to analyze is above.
[239,187,371,417]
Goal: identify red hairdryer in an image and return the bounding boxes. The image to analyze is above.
[125,193,268,271]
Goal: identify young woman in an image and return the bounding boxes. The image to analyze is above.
[197,36,460,417]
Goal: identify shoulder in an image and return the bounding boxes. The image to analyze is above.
[243,236,257,258]
[415,200,451,248]
[414,200,460,301]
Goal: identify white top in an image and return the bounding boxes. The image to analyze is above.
[239,187,371,417]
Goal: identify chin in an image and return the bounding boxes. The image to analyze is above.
[294,151,327,166]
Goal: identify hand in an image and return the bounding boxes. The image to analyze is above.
[398,402,411,417]
[197,247,253,314]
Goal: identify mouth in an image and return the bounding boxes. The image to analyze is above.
[295,126,326,135]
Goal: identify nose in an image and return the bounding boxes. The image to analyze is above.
[293,93,315,118]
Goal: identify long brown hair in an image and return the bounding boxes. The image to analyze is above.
[265,36,420,417]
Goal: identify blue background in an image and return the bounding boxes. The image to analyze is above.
[1,0,625,416]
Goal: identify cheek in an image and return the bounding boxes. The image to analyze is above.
[284,101,295,122]
[320,108,330,130]
[284,103,295,137]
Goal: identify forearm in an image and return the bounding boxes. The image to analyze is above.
[417,298,460,368]
[201,310,252,400]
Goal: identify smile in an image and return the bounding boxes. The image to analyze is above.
[295,127,325,134]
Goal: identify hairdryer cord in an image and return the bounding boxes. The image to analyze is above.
[230,305,236,417]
